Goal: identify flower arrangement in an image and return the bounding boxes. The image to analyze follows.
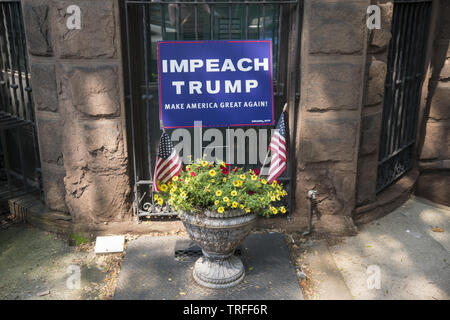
[154,159,288,217]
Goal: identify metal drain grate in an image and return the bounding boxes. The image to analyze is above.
[175,244,241,259]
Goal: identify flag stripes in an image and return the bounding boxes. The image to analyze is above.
[152,130,182,192]
[265,112,287,184]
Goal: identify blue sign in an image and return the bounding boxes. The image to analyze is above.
[157,40,274,128]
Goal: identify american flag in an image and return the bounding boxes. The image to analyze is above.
[266,112,287,184]
[152,129,182,192]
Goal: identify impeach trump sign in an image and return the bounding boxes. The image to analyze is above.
[157,40,274,128]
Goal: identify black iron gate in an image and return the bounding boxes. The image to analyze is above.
[376,0,432,193]
[0,0,41,208]
[122,0,301,219]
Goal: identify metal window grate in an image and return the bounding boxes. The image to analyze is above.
[376,0,432,193]
[0,0,42,200]
[122,0,302,219]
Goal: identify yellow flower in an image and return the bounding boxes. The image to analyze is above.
[157,198,163,206]
[222,177,227,182]
[172,176,179,182]
[251,175,257,181]
[180,192,187,198]
[272,181,277,188]
[261,179,267,185]
[272,207,278,214]
[214,200,220,206]
[185,178,190,183]
[231,190,237,197]
[154,194,159,200]
[160,184,168,192]
[202,160,208,167]
[168,199,173,205]
[218,207,224,214]
[209,170,216,177]
[186,165,191,171]
[280,206,286,214]
[240,174,246,180]
[260,197,265,201]
[223,196,230,202]
[276,195,281,201]
[211,179,215,183]
[240,204,245,209]
[245,208,251,213]
[232,201,238,208]
[167,181,173,188]
[216,190,222,197]
[220,161,226,167]
[271,196,276,201]
[233,180,240,187]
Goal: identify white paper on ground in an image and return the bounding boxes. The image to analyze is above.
[94,235,125,253]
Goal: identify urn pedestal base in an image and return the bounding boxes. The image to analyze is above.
[193,251,245,289]
[180,210,257,289]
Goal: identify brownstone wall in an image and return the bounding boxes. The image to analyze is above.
[295,0,370,234]
[21,0,132,223]
[416,0,450,206]
[356,1,393,206]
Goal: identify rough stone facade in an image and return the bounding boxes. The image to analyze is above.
[416,0,450,206]
[356,1,393,206]
[21,0,132,223]
[295,0,370,234]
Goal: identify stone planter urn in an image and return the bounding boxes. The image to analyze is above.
[180,209,257,288]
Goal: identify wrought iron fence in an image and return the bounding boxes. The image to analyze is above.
[122,0,301,219]
[376,0,432,193]
[0,0,41,201]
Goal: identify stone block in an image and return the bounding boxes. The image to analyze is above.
[439,60,450,81]
[437,1,450,39]
[61,117,132,222]
[52,0,117,59]
[416,172,450,207]
[58,64,121,118]
[421,122,450,160]
[308,1,367,55]
[360,111,382,155]
[62,119,126,171]
[306,62,362,111]
[429,84,450,120]
[369,2,393,53]
[431,41,450,80]
[41,164,67,212]
[30,64,58,112]
[356,154,378,205]
[296,163,356,217]
[364,58,387,106]
[36,117,64,166]
[296,166,343,216]
[64,166,132,223]
[302,117,358,163]
[22,0,53,56]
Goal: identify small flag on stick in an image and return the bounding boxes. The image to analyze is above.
[152,128,182,192]
[262,107,287,184]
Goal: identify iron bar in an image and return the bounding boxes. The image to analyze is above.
[377,1,432,193]
[124,2,140,219]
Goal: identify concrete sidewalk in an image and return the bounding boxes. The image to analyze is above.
[300,196,450,300]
